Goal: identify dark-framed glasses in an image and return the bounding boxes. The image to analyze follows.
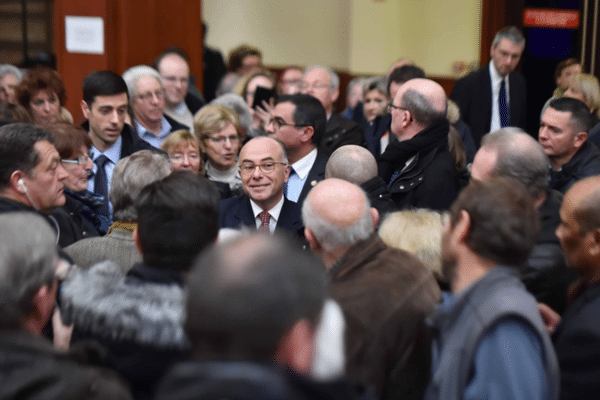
[268,116,309,130]
[240,161,287,175]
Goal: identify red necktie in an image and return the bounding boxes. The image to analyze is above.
[258,211,271,234]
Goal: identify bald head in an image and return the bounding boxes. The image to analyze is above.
[566,176,600,233]
[302,178,377,253]
[397,78,447,114]
[391,79,447,140]
[325,145,377,185]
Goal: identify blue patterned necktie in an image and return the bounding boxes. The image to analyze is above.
[499,79,511,127]
[94,155,110,218]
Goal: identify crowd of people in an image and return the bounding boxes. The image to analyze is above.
[0,24,599,400]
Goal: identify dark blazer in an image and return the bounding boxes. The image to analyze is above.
[220,194,304,237]
[296,152,328,207]
[81,121,161,158]
[552,281,600,399]
[451,65,527,147]
[320,113,364,157]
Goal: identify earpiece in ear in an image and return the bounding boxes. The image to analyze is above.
[18,179,27,192]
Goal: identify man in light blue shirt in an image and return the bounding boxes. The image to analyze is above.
[122,65,189,149]
[265,93,328,207]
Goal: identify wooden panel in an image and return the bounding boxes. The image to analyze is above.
[54,0,203,123]
[114,0,203,88]
[53,0,111,122]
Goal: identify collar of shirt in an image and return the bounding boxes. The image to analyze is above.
[489,62,510,132]
[291,148,318,180]
[489,61,509,94]
[134,116,172,140]
[89,134,122,166]
[250,195,284,233]
[173,100,189,115]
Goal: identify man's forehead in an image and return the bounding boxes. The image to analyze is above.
[34,140,59,163]
[543,107,572,126]
[91,93,128,108]
[274,101,296,117]
[241,139,282,161]
[136,75,162,90]
[303,68,330,83]
[495,38,524,53]
[159,54,190,73]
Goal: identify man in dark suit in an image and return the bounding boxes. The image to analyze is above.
[301,66,364,156]
[451,26,527,147]
[81,70,158,220]
[220,136,303,237]
[539,176,600,399]
[265,93,328,207]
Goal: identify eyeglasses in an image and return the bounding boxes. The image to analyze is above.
[207,135,240,145]
[387,102,409,112]
[239,161,287,175]
[268,117,309,130]
[61,154,91,165]
[299,82,332,91]
[136,89,165,102]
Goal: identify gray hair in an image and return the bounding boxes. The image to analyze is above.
[481,127,550,198]
[109,150,172,221]
[0,64,23,82]
[304,65,340,91]
[492,26,526,49]
[401,89,447,126]
[325,145,377,184]
[0,212,57,329]
[302,187,373,252]
[211,93,253,132]
[122,65,162,100]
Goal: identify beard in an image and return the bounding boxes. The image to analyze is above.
[441,252,458,290]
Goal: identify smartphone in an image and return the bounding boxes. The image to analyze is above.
[252,86,277,111]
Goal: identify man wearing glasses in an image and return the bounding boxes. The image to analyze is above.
[219,136,303,237]
[122,65,188,149]
[378,78,462,211]
[265,93,328,207]
[154,48,205,134]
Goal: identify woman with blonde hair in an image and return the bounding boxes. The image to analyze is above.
[564,73,600,146]
[161,130,204,174]
[194,103,243,195]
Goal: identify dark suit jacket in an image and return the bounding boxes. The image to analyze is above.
[451,65,527,147]
[320,113,364,157]
[219,194,304,237]
[552,281,600,399]
[296,152,328,207]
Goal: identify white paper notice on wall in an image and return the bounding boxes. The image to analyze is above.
[65,16,104,54]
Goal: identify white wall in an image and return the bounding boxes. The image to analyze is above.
[203,0,481,76]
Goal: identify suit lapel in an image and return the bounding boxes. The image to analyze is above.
[297,153,328,206]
